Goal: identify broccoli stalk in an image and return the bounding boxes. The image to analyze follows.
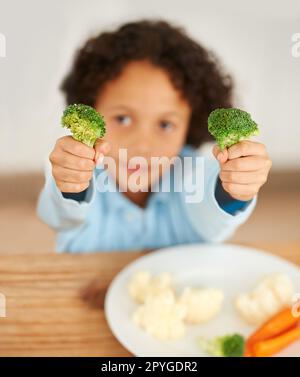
[61,104,106,147]
[197,333,245,357]
[208,108,259,150]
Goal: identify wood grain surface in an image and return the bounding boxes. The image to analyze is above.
[0,242,299,356]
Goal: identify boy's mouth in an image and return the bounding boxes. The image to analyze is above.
[127,165,140,173]
[119,160,149,173]
[127,163,148,173]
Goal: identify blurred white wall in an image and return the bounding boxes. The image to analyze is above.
[0,0,300,173]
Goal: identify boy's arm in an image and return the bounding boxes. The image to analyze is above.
[36,171,96,232]
[181,157,257,242]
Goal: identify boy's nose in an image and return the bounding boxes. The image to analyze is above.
[135,141,152,155]
[129,125,154,155]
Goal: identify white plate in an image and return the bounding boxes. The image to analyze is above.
[104,243,300,357]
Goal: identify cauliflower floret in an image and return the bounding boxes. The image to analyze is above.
[133,290,187,341]
[235,273,295,325]
[178,287,224,324]
[128,270,173,304]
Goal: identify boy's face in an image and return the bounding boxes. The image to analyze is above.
[95,60,191,190]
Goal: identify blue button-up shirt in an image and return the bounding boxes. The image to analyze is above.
[37,145,256,253]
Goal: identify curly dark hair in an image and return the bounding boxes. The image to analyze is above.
[61,20,233,147]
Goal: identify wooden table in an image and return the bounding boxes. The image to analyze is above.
[0,242,299,356]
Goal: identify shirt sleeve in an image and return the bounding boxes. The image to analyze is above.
[36,171,96,232]
[61,189,88,202]
[214,176,252,215]
[180,156,257,242]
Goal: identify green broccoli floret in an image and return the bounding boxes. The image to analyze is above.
[61,104,106,147]
[197,333,245,357]
[208,108,259,150]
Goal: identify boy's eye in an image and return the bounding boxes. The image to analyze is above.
[115,115,132,126]
[159,121,174,131]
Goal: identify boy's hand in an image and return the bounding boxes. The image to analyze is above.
[212,140,272,201]
[49,136,110,193]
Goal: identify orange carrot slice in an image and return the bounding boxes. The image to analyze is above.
[245,307,300,356]
[252,326,300,357]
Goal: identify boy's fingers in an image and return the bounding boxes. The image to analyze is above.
[221,181,259,199]
[52,165,93,183]
[218,148,228,163]
[94,140,111,163]
[212,144,220,158]
[222,155,268,172]
[55,179,90,193]
[60,136,95,160]
[212,144,228,163]
[228,140,267,160]
[219,170,267,185]
[52,151,95,171]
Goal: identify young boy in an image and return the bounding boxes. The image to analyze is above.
[37,20,272,253]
